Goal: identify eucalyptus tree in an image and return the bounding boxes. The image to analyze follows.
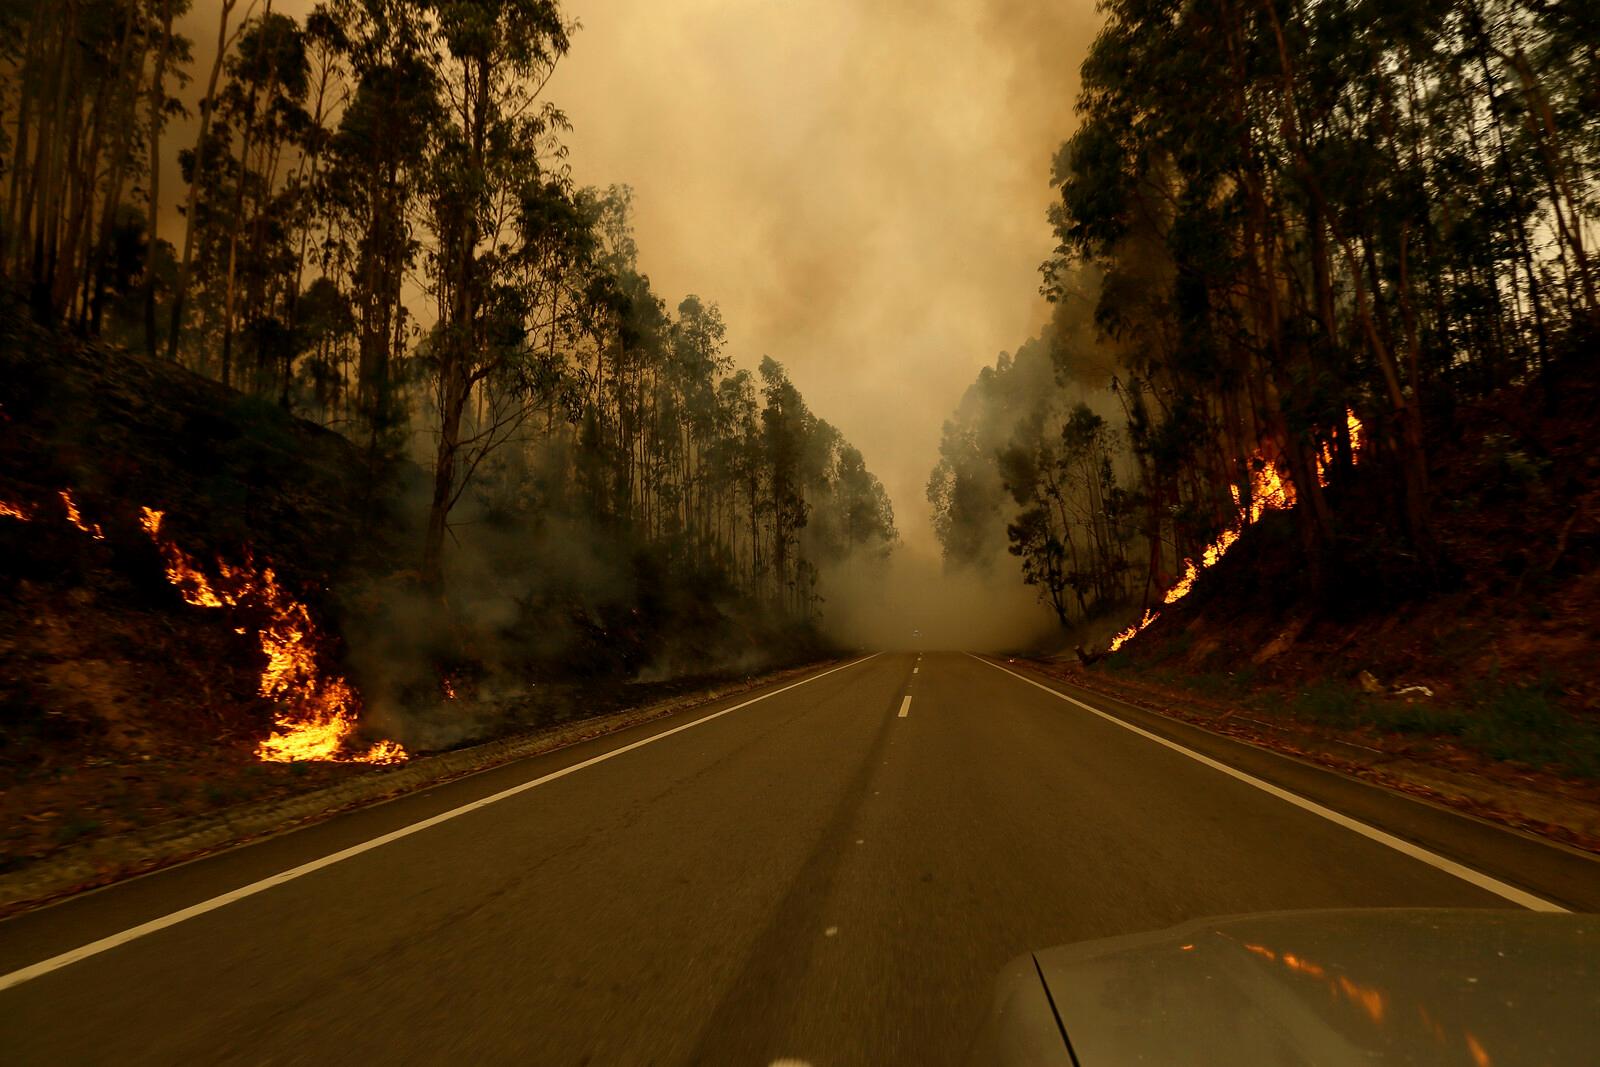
[1015,0,1598,620]
[140,0,192,357]
[756,356,816,612]
[321,0,438,446]
[0,0,900,632]
[418,0,575,592]
[1,0,167,325]
[207,9,311,390]
[167,0,255,361]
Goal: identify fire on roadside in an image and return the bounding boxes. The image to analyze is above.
[139,506,407,765]
[1110,412,1363,653]
[1108,607,1160,653]
[60,489,105,540]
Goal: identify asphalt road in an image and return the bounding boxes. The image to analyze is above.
[2,652,1596,1065]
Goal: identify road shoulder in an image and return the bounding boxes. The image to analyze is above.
[0,661,839,917]
[981,655,1600,913]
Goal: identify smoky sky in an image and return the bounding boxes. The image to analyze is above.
[552,0,1099,554]
[174,0,1100,557]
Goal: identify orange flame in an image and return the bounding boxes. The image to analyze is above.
[1155,456,1290,611]
[141,507,227,607]
[1,498,33,521]
[1108,607,1160,652]
[1240,935,1486,1060]
[1280,952,1326,979]
[1337,974,1387,1025]
[140,507,406,765]
[1112,423,1351,654]
[1317,410,1365,487]
[60,490,105,540]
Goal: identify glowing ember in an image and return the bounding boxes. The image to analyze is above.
[140,508,406,765]
[442,678,457,700]
[1,498,32,521]
[60,489,106,539]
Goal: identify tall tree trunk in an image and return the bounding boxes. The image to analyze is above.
[421,54,489,594]
[4,9,47,278]
[142,0,176,358]
[167,0,248,362]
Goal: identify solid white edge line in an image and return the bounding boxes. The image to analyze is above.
[0,654,883,993]
[898,696,912,718]
[971,655,1567,913]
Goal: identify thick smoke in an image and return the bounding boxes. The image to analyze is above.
[342,437,822,751]
[167,0,1100,546]
[548,0,1102,556]
[817,549,1059,653]
[917,259,1143,646]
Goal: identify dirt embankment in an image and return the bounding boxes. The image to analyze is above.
[1,316,399,872]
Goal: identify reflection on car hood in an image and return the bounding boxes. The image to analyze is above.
[1032,909,1599,1066]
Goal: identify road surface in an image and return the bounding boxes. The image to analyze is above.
[2,652,1596,1065]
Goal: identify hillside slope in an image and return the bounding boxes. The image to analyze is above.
[0,315,827,871]
[1078,359,1600,806]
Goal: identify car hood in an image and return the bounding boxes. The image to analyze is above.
[1028,909,1599,1066]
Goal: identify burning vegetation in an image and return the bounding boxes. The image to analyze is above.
[1107,413,1364,654]
[136,508,406,765]
[2,488,404,765]
[60,490,105,541]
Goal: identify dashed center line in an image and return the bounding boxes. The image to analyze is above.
[898,696,912,718]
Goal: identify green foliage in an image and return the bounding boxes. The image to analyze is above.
[53,815,103,847]
[1280,672,1600,778]
[1461,674,1599,776]
[1477,433,1552,503]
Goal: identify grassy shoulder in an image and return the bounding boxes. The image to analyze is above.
[1141,655,1600,782]
[1038,653,1600,855]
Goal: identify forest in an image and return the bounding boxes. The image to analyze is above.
[0,0,897,632]
[931,0,1597,641]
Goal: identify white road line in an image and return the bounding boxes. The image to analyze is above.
[913,667,919,674]
[971,655,1567,913]
[0,655,882,993]
[898,696,912,718]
